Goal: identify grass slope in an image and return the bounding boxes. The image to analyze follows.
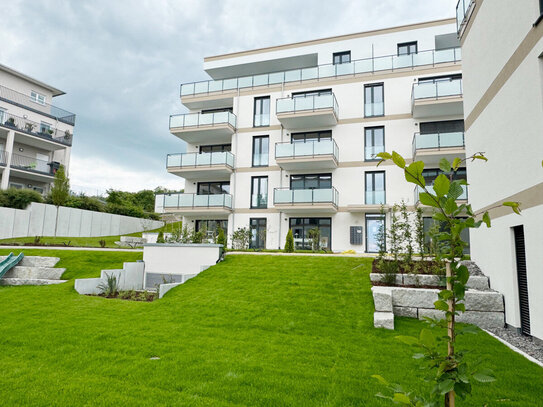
[0,250,541,406]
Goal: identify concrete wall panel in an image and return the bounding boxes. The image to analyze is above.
[0,207,16,239]
[42,204,57,236]
[27,202,45,236]
[67,208,81,237]
[56,206,71,237]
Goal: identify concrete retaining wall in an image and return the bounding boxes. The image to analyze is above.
[0,202,163,239]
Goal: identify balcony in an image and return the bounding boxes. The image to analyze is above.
[169,112,236,144]
[273,187,338,213]
[0,84,76,125]
[275,139,338,170]
[456,0,475,36]
[414,184,468,205]
[412,132,465,165]
[0,112,73,149]
[276,93,338,129]
[166,151,234,180]
[412,79,463,118]
[8,153,56,183]
[161,193,233,215]
[346,191,387,212]
[179,48,461,108]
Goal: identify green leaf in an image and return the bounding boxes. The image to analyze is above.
[438,379,455,395]
[392,151,406,168]
[438,289,454,300]
[371,374,390,386]
[405,161,425,186]
[439,158,451,173]
[473,368,496,383]
[419,192,438,207]
[482,211,491,227]
[433,174,450,197]
[392,393,412,404]
[396,335,419,346]
[456,303,466,312]
[503,201,521,215]
[444,197,458,214]
[456,265,469,285]
[448,182,464,200]
[452,157,463,171]
[376,152,392,160]
[419,329,436,349]
[472,153,488,161]
[434,300,449,311]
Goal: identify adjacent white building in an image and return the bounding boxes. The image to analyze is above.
[157,18,465,253]
[0,64,75,194]
[458,0,543,341]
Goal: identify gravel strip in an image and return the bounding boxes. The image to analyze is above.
[486,327,543,365]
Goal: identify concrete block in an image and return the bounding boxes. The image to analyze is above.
[0,207,16,239]
[5,266,65,280]
[20,256,60,267]
[56,206,71,236]
[0,278,67,286]
[374,312,394,330]
[158,282,182,299]
[12,209,30,238]
[403,274,443,287]
[369,273,402,285]
[80,210,93,236]
[393,306,418,318]
[466,276,490,290]
[418,309,505,329]
[418,308,446,321]
[183,274,197,282]
[464,290,504,312]
[121,262,145,290]
[392,287,440,308]
[42,204,57,236]
[90,211,101,237]
[67,208,81,237]
[371,286,393,312]
[27,203,45,236]
[110,214,121,236]
[74,278,104,295]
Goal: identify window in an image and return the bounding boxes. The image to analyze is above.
[201,107,233,114]
[423,217,470,254]
[251,176,268,208]
[397,41,418,56]
[291,130,332,143]
[253,96,270,127]
[364,127,384,161]
[422,168,466,185]
[30,91,46,105]
[418,74,462,84]
[419,120,464,134]
[290,173,331,190]
[365,171,385,204]
[333,51,351,65]
[197,181,230,195]
[366,214,385,253]
[196,220,228,239]
[250,218,267,249]
[199,144,231,153]
[252,136,269,167]
[292,89,332,98]
[289,218,331,250]
[364,83,384,117]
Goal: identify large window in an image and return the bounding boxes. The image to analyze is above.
[419,120,464,134]
[289,218,331,250]
[292,89,332,98]
[252,136,269,167]
[197,181,230,195]
[366,214,385,253]
[195,219,228,240]
[365,171,385,204]
[333,51,351,65]
[291,130,332,143]
[290,173,332,190]
[364,127,385,161]
[251,176,268,208]
[253,96,270,127]
[249,218,267,249]
[364,83,384,117]
[397,41,418,56]
[199,144,231,153]
[422,168,466,185]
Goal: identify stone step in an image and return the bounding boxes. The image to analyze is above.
[370,273,490,290]
[0,278,67,286]
[0,256,60,268]
[4,266,65,280]
[374,312,394,330]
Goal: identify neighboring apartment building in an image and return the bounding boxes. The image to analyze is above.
[156,18,464,253]
[457,0,543,341]
[0,64,75,194]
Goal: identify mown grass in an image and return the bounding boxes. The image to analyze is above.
[0,250,541,406]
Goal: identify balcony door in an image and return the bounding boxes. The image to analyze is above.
[290,173,331,190]
[249,218,267,249]
[197,181,230,195]
[289,217,331,250]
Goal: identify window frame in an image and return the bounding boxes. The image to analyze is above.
[250,176,268,209]
[333,51,351,65]
[289,217,332,250]
[253,96,270,127]
[30,91,46,105]
[291,130,332,143]
[252,135,269,167]
[365,171,386,205]
[364,83,384,117]
[199,144,231,153]
[364,126,385,161]
[365,213,385,253]
[196,181,230,195]
[290,173,332,190]
[249,218,267,249]
[397,41,418,56]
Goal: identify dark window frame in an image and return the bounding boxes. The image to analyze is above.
[364,83,384,117]
[200,107,233,114]
[195,219,228,234]
[290,173,332,190]
[365,171,386,205]
[253,96,270,127]
[291,130,332,143]
[333,51,351,65]
[197,181,230,195]
[291,89,332,98]
[252,135,269,167]
[418,74,462,84]
[249,218,267,249]
[365,213,385,253]
[364,126,385,161]
[289,217,332,250]
[397,41,418,56]
[250,176,268,209]
[199,144,232,153]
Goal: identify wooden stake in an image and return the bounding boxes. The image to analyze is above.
[445,261,455,407]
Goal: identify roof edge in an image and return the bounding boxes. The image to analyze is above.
[0,63,65,96]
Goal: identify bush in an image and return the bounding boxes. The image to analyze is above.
[63,195,105,212]
[157,231,165,243]
[231,227,251,250]
[284,229,294,253]
[216,227,226,247]
[0,188,44,209]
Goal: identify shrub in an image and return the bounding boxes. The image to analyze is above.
[50,165,70,207]
[64,195,105,212]
[231,227,251,250]
[284,229,294,253]
[307,227,321,252]
[0,188,44,209]
[97,273,120,297]
[98,239,106,248]
[156,231,165,243]
[216,227,226,247]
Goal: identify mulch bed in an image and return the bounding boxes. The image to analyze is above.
[86,291,157,302]
[372,258,444,275]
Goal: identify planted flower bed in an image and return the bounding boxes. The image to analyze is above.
[88,290,157,302]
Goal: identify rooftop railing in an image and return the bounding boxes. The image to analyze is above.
[0,84,76,125]
[276,93,339,116]
[180,47,462,97]
[0,111,73,146]
[166,151,234,169]
[274,187,339,206]
[161,193,233,210]
[275,139,338,161]
[456,0,475,34]
[412,78,463,101]
[10,152,53,175]
[412,131,465,156]
[169,111,237,130]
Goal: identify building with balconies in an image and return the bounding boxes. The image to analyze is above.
[157,17,465,253]
[0,63,75,194]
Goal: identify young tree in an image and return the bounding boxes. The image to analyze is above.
[216,227,226,247]
[284,229,294,253]
[50,165,70,237]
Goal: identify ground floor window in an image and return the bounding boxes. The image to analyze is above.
[365,214,385,253]
[289,218,331,250]
[249,218,266,249]
[423,217,470,254]
[195,219,228,239]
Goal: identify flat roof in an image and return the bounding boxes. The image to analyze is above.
[204,17,456,63]
[0,63,65,96]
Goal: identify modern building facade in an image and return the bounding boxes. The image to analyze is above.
[458,0,543,341]
[0,64,75,194]
[157,18,464,253]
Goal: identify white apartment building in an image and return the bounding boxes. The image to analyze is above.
[458,0,543,341]
[0,64,75,194]
[157,18,465,253]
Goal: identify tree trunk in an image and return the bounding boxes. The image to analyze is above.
[445,261,455,407]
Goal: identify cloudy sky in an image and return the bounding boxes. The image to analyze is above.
[1,0,456,194]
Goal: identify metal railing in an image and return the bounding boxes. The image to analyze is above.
[181,47,462,97]
[161,193,233,209]
[365,190,386,205]
[166,151,235,169]
[412,132,465,155]
[276,93,339,116]
[10,153,53,175]
[275,139,339,161]
[456,0,475,34]
[412,78,463,101]
[274,187,339,206]
[169,111,237,129]
[414,184,468,203]
[0,111,73,146]
[0,84,76,125]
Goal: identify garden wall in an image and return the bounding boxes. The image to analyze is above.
[0,202,163,239]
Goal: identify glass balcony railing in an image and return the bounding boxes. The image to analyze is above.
[169,111,237,129]
[456,0,475,34]
[415,184,468,203]
[162,193,233,209]
[412,132,465,155]
[274,187,338,206]
[167,151,234,169]
[365,190,386,205]
[10,153,53,175]
[275,139,338,161]
[181,48,461,97]
[412,79,463,101]
[276,93,339,116]
[0,111,73,146]
[365,145,385,161]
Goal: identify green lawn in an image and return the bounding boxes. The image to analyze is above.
[0,250,541,406]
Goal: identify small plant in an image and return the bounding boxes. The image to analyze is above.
[25,122,35,132]
[216,227,226,247]
[62,240,72,247]
[48,129,54,135]
[6,117,15,126]
[64,130,72,139]
[98,239,106,248]
[415,207,425,260]
[284,229,294,253]
[307,227,321,252]
[157,231,165,243]
[231,227,251,250]
[399,200,414,264]
[97,273,120,297]
[33,236,41,245]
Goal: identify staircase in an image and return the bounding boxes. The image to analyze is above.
[0,256,67,286]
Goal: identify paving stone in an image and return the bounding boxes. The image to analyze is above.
[391,287,440,308]
[464,290,504,312]
[374,312,394,330]
[393,306,418,318]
